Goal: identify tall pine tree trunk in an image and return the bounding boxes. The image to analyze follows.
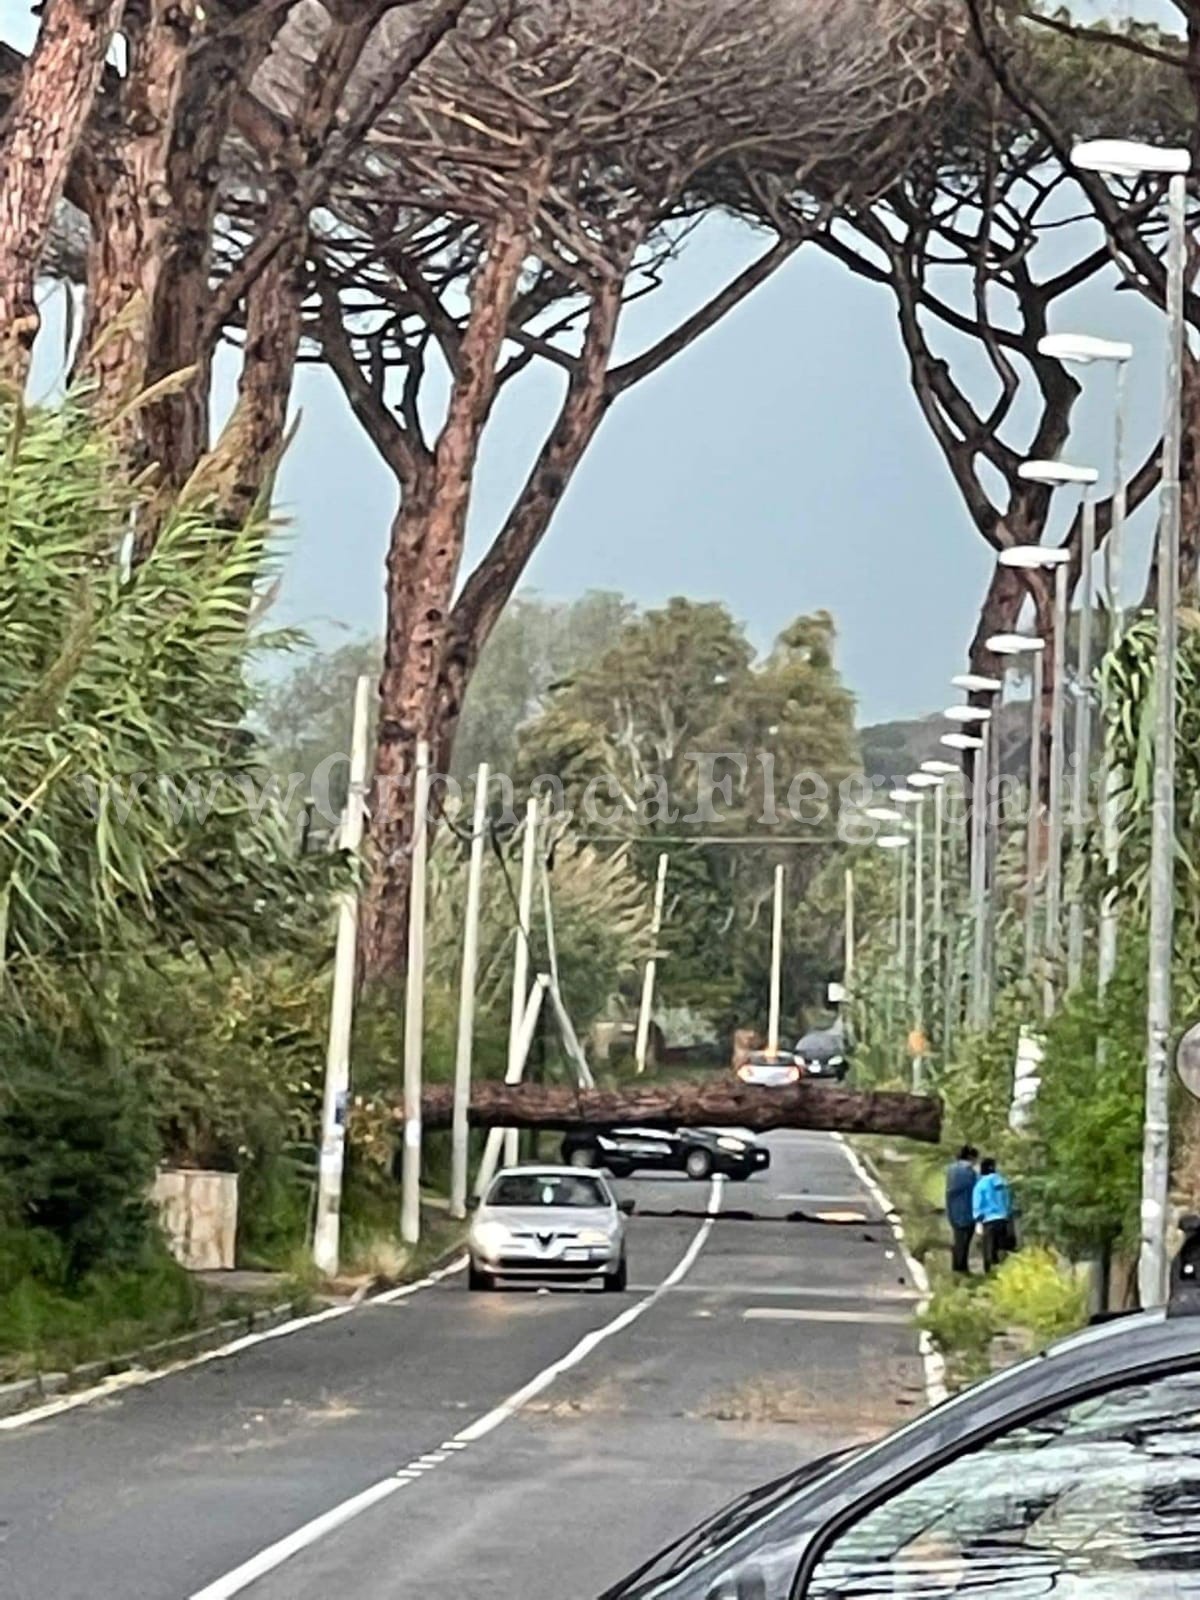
[0,0,124,386]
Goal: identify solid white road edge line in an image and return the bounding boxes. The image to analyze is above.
[0,1256,468,1434]
[186,1177,724,1600]
[833,1134,949,1408]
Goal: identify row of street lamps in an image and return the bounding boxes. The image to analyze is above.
[868,136,1190,1309]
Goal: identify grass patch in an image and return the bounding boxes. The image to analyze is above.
[0,1251,204,1382]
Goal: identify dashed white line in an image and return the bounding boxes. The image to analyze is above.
[185,1177,724,1600]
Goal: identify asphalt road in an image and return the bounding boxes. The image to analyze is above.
[0,1133,927,1600]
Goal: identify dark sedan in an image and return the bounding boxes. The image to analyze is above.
[599,1227,1200,1598]
[792,1028,851,1081]
[561,1125,770,1181]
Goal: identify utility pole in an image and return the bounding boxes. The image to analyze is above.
[313,675,371,1278]
[912,797,926,1090]
[450,764,489,1220]
[400,739,431,1246]
[1141,170,1187,1310]
[1044,558,1069,1018]
[1025,646,1045,981]
[504,798,539,1168]
[968,725,989,1030]
[844,866,855,988]
[475,975,550,1198]
[767,862,784,1056]
[1067,489,1097,992]
[634,852,669,1073]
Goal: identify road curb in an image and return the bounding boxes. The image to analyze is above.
[0,1233,467,1424]
[834,1135,949,1409]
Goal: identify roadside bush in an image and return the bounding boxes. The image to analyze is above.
[989,1247,1087,1346]
[918,1282,998,1385]
[0,1018,159,1284]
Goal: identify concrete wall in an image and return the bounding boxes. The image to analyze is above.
[152,1169,238,1271]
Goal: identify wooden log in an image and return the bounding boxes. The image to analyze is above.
[398,1081,942,1144]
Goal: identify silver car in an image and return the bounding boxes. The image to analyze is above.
[466,1165,632,1292]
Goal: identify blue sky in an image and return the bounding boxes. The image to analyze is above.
[7,0,1184,724]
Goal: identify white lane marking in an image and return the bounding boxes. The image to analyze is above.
[634,1282,919,1301]
[186,1178,723,1600]
[742,1307,912,1326]
[0,1257,467,1434]
[190,1478,408,1599]
[833,1135,948,1407]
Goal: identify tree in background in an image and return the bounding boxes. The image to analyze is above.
[252,589,631,818]
[517,599,860,1036]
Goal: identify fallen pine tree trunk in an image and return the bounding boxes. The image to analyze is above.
[399,1081,942,1144]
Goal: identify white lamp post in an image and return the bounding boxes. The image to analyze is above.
[1020,460,1101,991]
[1000,545,1072,1012]
[1072,136,1190,1310]
[988,631,1047,978]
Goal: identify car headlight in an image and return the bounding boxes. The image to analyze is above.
[575,1227,614,1247]
[472,1220,514,1258]
[827,1055,843,1067]
[716,1136,747,1153]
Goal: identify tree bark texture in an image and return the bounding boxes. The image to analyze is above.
[400,1080,943,1144]
[0,0,124,387]
[176,230,306,536]
[363,219,532,980]
[72,0,199,420]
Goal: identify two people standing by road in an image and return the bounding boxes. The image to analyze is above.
[945,1146,1015,1275]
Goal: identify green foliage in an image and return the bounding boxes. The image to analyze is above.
[0,1250,201,1381]
[518,600,861,1035]
[0,1016,159,1282]
[918,1281,998,1385]
[989,1247,1087,1347]
[0,394,332,1001]
[1017,949,1147,1259]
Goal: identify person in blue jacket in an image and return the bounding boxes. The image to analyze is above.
[945,1145,978,1275]
[973,1156,1014,1273]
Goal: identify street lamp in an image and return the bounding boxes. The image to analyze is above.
[865,805,903,823]
[1039,335,1134,1014]
[952,673,1004,694]
[1021,462,1101,991]
[1037,334,1132,629]
[1000,544,1073,1012]
[988,631,1048,979]
[940,731,984,751]
[1072,137,1190,1311]
[944,704,993,724]
[921,759,960,775]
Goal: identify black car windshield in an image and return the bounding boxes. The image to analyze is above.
[487,1173,608,1209]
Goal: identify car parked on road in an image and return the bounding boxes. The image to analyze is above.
[466,1165,632,1292]
[561,1126,770,1182]
[792,1028,850,1081]
[735,1050,800,1088]
[600,1224,1200,1598]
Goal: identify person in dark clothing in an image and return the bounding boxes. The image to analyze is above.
[945,1145,979,1274]
[974,1156,1014,1273]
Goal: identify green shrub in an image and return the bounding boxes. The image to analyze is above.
[989,1247,1087,1346]
[0,1019,159,1283]
[918,1281,998,1385]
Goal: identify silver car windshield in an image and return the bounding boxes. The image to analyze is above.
[487,1173,608,1209]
